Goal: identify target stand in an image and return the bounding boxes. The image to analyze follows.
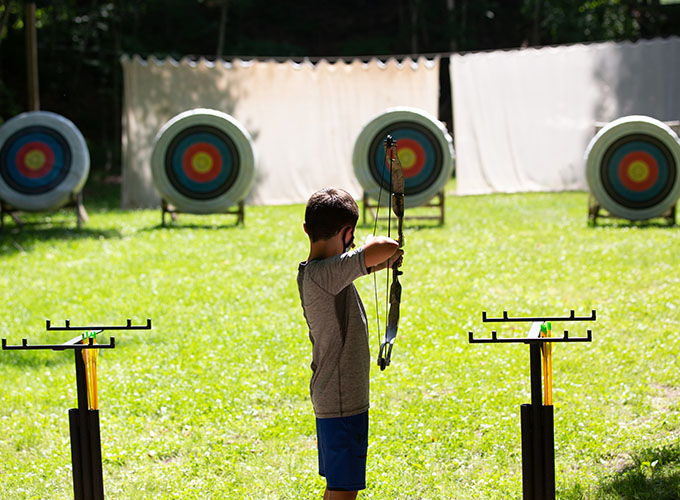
[160,198,245,227]
[469,310,595,500]
[587,194,675,227]
[0,111,91,230]
[362,189,445,226]
[586,117,680,226]
[353,107,455,226]
[1,190,88,231]
[2,319,152,500]
[152,109,256,226]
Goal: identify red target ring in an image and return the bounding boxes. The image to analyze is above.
[617,151,658,192]
[182,142,222,183]
[17,141,55,179]
[396,138,426,178]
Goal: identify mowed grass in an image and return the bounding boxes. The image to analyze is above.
[1,185,680,499]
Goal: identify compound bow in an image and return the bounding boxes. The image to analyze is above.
[377,135,404,371]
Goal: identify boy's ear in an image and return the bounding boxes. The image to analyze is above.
[303,221,308,235]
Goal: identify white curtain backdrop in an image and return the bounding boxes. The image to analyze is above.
[121,56,440,208]
[451,37,680,195]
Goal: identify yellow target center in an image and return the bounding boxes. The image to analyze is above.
[25,150,46,170]
[398,148,416,170]
[191,152,214,173]
[627,161,649,182]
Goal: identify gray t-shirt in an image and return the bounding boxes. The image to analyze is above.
[297,247,370,418]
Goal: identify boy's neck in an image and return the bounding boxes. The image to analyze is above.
[307,235,344,261]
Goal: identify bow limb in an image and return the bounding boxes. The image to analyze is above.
[378,139,405,371]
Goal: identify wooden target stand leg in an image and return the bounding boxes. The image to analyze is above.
[362,190,445,226]
[161,199,245,227]
[0,192,87,231]
[69,192,89,230]
[588,194,676,227]
[1,200,24,230]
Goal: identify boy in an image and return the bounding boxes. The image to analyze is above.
[297,187,403,499]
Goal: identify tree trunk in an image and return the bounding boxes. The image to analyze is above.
[532,0,541,46]
[25,1,39,111]
[216,0,229,58]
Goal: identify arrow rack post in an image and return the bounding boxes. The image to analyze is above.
[468,310,595,500]
[2,319,151,500]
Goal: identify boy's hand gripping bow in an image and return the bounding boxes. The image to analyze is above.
[378,136,404,371]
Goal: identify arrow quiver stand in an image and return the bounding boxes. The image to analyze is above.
[2,319,151,500]
[469,310,595,500]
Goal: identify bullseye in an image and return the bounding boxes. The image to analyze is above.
[182,142,222,183]
[17,141,54,179]
[618,151,657,192]
[396,138,425,177]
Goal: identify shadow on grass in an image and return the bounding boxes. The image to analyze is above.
[142,217,245,231]
[597,443,680,500]
[0,343,80,369]
[0,224,122,256]
[591,221,677,230]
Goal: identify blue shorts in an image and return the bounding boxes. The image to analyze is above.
[316,411,369,491]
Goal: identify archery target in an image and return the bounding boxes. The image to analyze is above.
[585,115,680,220]
[151,109,256,213]
[0,111,89,211]
[353,107,455,209]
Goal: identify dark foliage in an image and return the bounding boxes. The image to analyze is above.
[1,0,680,174]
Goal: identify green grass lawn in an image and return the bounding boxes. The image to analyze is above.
[1,184,679,499]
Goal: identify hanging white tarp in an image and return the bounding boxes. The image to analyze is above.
[451,37,680,195]
[121,55,440,208]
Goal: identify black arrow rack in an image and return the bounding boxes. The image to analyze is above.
[469,310,595,500]
[2,319,151,500]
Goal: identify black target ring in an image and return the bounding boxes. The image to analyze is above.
[366,121,443,197]
[600,133,676,210]
[0,126,72,195]
[164,125,240,201]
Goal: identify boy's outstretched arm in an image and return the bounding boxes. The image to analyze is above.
[363,235,403,272]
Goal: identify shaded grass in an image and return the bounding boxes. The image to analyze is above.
[0,187,679,499]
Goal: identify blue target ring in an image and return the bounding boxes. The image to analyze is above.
[165,125,239,201]
[601,134,675,209]
[0,126,71,195]
[370,126,439,195]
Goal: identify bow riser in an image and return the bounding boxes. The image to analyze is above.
[377,138,404,371]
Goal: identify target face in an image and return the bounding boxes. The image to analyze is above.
[586,116,680,220]
[0,112,89,211]
[354,107,454,208]
[151,109,256,213]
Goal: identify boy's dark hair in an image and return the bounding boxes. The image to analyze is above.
[305,188,359,241]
